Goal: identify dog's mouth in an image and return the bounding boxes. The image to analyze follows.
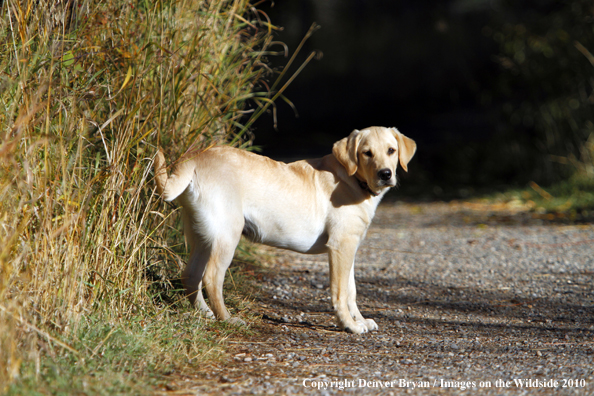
[380,179,396,187]
[374,168,397,189]
[359,178,396,196]
[377,176,397,189]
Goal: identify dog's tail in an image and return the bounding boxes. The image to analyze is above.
[154,149,195,202]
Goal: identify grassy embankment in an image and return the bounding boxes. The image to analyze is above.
[0,0,312,393]
[485,7,594,218]
[485,144,594,219]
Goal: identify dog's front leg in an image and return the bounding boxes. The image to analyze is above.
[328,237,369,334]
[347,262,378,331]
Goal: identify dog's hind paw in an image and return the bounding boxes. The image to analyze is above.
[226,317,247,326]
[199,308,215,318]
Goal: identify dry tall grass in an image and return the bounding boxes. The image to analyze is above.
[0,0,302,390]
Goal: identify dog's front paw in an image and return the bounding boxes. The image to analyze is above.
[360,318,378,331]
[344,321,368,334]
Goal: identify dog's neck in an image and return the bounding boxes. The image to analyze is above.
[357,178,379,197]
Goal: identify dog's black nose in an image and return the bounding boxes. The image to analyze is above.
[378,169,392,181]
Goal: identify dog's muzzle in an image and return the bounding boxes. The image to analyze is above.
[377,168,397,188]
[378,168,392,181]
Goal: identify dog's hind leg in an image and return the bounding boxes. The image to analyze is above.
[195,281,212,317]
[183,244,214,318]
[181,209,214,317]
[201,224,244,324]
[183,247,214,318]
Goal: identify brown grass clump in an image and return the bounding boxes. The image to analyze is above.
[0,0,309,391]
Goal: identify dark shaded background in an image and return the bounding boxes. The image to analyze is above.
[248,0,594,198]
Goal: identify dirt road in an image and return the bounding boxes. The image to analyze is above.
[165,200,594,395]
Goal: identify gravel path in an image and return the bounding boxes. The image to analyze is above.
[164,200,594,395]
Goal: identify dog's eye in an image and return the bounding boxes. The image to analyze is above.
[363,150,373,158]
[387,147,396,155]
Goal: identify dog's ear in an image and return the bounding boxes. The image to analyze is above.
[333,129,362,176]
[391,128,417,172]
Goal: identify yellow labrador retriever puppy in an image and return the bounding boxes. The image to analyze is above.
[154,126,416,334]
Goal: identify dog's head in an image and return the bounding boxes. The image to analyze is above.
[332,126,416,195]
